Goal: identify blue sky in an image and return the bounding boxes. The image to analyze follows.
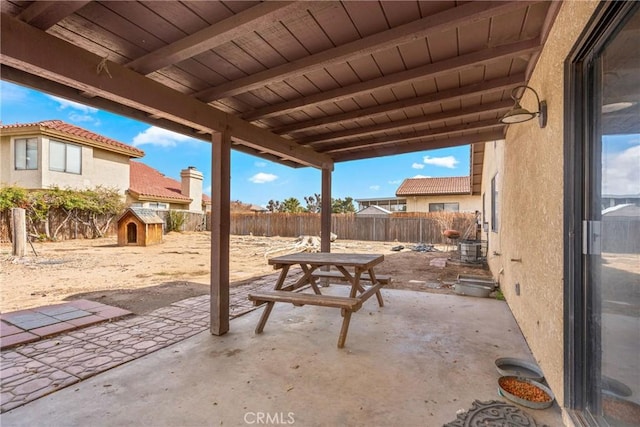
[1,81,472,206]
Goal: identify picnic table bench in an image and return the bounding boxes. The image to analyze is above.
[248,252,389,348]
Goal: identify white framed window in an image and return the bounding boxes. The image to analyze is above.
[428,202,459,212]
[148,202,168,210]
[15,138,38,170]
[50,140,81,174]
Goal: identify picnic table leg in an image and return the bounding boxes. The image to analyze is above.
[367,268,385,307]
[337,310,353,348]
[274,265,290,290]
[349,269,363,298]
[255,301,275,334]
[300,264,322,295]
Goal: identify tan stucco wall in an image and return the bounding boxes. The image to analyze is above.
[1,134,130,194]
[406,194,481,213]
[483,0,601,407]
[89,149,130,194]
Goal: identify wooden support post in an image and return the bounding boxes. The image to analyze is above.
[319,166,333,286]
[210,130,231,335]
[320,166,332,253]
[11,208,26,257]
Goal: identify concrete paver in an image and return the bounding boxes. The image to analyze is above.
[0,272,286,413]
[0,300,133,350]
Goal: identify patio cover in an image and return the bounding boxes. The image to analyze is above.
[0,1,561,334]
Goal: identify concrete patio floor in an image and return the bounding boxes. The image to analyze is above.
[0,287,562,426]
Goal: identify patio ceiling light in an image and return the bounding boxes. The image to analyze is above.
[500,85,547,128]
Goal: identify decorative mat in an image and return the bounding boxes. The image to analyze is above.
[444,400,548,427]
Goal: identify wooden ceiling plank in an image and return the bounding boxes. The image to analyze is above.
[330,130,504,162]
[243,38,539,121]
[273,73,525,134]
[126,1,297,75]
[525,1,562,80]
[0,13,330,169]
[303,100,512,145]
[322,119,503,153]
[197,1,537,101]
[17,1,90,30]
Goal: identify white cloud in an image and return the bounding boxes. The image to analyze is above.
[254,161,267,167]
[412,162,425,169]
[422,155,459,169]
[388,179,402,185]
[413,174,431,179]
[203,185,212,195]
[48,95,98,114]
[69,113,100,124]
[249,172,278,184]
[0,82,29,102]
[603,144,640,195]
[132,126,193,147]
[369,185,380,191]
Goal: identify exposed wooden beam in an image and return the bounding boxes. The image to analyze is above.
[303,100,513,146]
[243,38,540,121]
[330,130,505,162]
[0,13,332,169]
[196,1,537,101]
[17,1,90,30]
[274,74,524,135]
[1,65,305,168]
[525,1,562,80]
[322,119,503,154]
[127,2,297,75]
[470,143,485,195]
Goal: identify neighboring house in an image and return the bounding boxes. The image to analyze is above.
[395,176,481,213]
[0,120,144,194]
[128,161,211,213]
[355,205,391,217]
[355,197,406,212]
[601,193,640,209]
[248,205,268,213]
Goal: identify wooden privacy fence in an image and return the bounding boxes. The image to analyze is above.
[2,210,476,245]
[229,212,477,244]
[155,210,207,232]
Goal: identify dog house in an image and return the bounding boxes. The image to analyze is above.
[117,208,164,246]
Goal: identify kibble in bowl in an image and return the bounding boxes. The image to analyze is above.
[498,376,555,409]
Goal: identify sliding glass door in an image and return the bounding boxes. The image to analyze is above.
[566,2,639,426]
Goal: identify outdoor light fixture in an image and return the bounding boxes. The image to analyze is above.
[500,85,547,128]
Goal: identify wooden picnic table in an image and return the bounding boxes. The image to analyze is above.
[248,252,388,348]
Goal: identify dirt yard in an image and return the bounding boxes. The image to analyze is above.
[1,232,491,314]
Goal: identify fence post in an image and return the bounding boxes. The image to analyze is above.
[11,208,27,257]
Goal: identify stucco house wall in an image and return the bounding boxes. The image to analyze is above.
[1,121,140,195]
[482,0,600,408]
[406,194,481,213]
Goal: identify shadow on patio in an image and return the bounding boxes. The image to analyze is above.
[0,286,562,426]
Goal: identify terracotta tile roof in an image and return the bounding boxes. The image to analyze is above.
[396,176,471,196]
[129,161,211,204]
[0,120,144,158]
[129,161,191,202]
